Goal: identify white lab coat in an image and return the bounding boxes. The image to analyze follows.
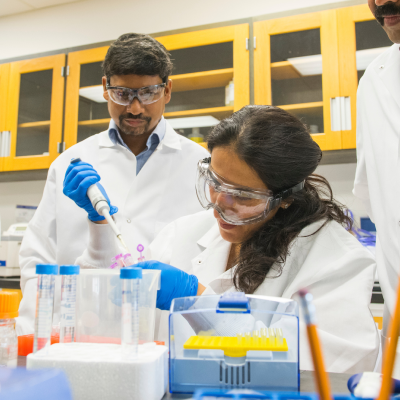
[353,43,400,334]
[17,120,209,335]
[77,210,379,373]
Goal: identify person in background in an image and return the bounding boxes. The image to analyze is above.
[17,33,209,335]
[353,0,400,347]
[72,106,379,373]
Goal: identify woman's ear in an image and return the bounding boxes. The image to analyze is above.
[280,199,293,209]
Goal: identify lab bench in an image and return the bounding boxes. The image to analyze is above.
[16,356,353,399]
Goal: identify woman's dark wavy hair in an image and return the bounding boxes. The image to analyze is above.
[207,105,352,294]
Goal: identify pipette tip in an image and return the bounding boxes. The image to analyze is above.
[118,235,129,253]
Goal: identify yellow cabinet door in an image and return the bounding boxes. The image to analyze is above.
[64,46,109,150]
[3,54,66,171]
[157,24,250,147]
[254,10,342,151]
[0,63,10,171]
[337,4,393,149]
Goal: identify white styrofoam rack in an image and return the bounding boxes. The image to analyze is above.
[27,342,168,400]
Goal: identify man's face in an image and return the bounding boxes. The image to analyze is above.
[368,0,400,43]
[102,74,172,136]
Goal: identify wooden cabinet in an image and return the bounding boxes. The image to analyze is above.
[254,5,391,151]
[0,63,10,171]
[64,46,109,149]
[157,25,249,146]
[64,25,250,150]
[337,4,393,148]
[0,7,390,172]
[254,10,342,151]
[1,54,65,171]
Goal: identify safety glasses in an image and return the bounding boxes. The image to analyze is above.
[196,157,304,225]
[106,83,166,106]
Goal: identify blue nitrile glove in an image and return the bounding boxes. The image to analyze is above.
[138,260,198,311]
[63,160,118,222]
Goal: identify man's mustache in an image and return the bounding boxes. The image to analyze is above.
[120,114,151,123]
[375,2,400,26]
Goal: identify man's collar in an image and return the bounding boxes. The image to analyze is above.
[99,116,182,151]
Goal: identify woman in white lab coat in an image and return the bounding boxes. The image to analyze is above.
[75,105,379,373]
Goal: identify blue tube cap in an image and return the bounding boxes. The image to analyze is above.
[120,267,142,280]
[59,265,80,275]
[36,264,58,275]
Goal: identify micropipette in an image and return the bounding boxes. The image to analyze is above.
[70,158,129,253]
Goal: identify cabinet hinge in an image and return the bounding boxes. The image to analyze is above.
[246,38,249,50]
[57,142,66,153]
[61,66,69,77]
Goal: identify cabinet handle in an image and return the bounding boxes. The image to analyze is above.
[330,97,352,132]
[0,131,10,157]
[330,98,341,132]
[340,96,352,131]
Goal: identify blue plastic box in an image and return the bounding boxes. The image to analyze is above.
[0,368,72,400]
[169,293,299,394]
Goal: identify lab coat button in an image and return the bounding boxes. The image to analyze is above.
[196,259,202,264]
[379,65,385,69]
[127,219,131,223]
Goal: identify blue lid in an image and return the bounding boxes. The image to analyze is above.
[36,264,58,275]
[60,265,80,275]
[217,292,250,313]
[120,267,142,279]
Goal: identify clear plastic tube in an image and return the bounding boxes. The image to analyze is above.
[121,268,142,359]
[122,253,135,267]
[0,319,17,367]
[112,254,125,269]
[33,264,57,354]
[60,265,79,343]
[137,244,145,263]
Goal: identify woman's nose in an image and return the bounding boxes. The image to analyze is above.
[215,192,235,207]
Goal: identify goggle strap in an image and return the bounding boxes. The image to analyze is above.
[273,180,305,204]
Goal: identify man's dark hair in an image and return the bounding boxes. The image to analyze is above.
[102,33,173,83]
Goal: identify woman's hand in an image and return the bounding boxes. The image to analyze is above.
[138,260,201,310]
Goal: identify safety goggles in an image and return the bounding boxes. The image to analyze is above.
[106,83,166,106]
[195,157,305,225]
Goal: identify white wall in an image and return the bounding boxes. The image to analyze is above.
[0,181,46,234]
[0,0,365,61]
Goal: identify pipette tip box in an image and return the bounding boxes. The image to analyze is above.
[169,293,299,394]
[27,342,168,400]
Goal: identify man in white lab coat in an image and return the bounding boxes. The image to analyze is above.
[353,0,400,341]
[17,33,209,335]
